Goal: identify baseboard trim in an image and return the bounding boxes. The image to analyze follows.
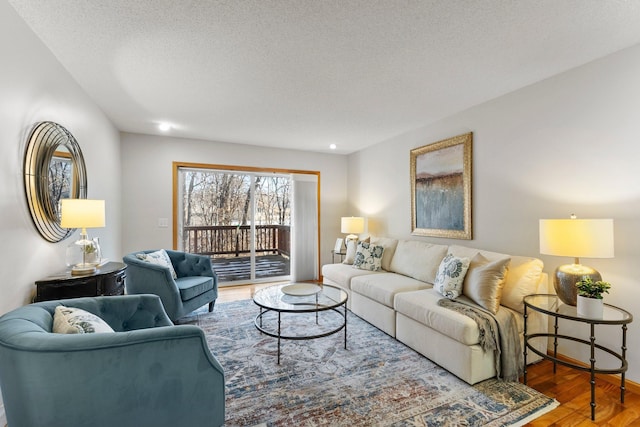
[550,351,640,395]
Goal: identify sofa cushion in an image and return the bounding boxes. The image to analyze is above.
[370,236,398,271]
[434,254,471,299]
[351,273,431,308]
[501,257,544,313]
[395,289,525,346]
[322,263,381,290]
[394,289,481,346]
[175,276,214,301]
[53,306,115,334]
[389,240,448,283]
[353,242,385,271]
[136,249,178,279]
[463,254,510,314]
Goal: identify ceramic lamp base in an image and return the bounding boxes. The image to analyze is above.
[554,264,601,306]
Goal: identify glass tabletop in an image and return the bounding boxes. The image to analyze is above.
[253,283,348,312]
[524,294,633,324]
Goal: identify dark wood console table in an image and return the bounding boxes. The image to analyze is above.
[34,262,127,302]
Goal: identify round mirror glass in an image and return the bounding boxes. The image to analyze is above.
[24,121,88,242]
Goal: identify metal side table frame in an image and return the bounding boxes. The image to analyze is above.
[253,283,348,364]
[523,294,632,421]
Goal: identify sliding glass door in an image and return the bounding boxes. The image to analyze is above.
[177,167,292,284]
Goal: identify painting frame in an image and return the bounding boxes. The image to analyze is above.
[410,132,472,239]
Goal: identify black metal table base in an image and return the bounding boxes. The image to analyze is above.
[255,304,348,364]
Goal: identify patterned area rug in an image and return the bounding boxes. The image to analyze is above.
[177,299,558,426]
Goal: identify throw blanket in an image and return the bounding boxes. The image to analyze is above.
[437,298,523,382]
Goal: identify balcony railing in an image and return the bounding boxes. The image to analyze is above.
[183,224,290,258]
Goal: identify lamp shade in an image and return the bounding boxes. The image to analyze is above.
[539,218,614,259]
[60,199,106,229]
[341,217,364,234]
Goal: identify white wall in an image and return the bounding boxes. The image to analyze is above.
[0,2,122,315]
[348,43,640,383]
[119,132,348,270]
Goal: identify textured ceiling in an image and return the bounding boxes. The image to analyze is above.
[9,0,640,154]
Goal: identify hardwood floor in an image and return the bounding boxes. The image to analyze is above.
[217,284,640,426]
[523,360,640,426]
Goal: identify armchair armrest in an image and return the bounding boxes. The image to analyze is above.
[0,295,225,427]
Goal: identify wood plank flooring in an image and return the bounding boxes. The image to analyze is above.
[217,283,640,426]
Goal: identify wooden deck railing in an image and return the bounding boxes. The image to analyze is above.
[183,225,290,258]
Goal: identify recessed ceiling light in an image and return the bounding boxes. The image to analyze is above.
[158,122,171,132]
[329,144,337,150]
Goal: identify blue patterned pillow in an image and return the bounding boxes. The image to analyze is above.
[434,253,471,299]
[353,241,385,271]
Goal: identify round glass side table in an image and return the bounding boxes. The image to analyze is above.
[523,294,632,421]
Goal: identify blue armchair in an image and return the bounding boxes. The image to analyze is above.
[123,249,218,321]
[0,295,225,427]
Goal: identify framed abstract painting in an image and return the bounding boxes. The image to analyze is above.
[410,132,472,239]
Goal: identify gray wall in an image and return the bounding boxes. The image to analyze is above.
[0,2,122,315]
[347,44,640,382]
[119,132,348,270]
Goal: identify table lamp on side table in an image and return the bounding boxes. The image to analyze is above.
[341,216,364,249]
[539,215,614,305]
[60,199,106,275]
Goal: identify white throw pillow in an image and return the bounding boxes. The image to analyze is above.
[136,249,177,279]
[53,306,115,334]
[353,241,385,271]
[433,254,470,299]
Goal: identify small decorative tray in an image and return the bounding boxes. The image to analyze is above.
[281,283,322,296]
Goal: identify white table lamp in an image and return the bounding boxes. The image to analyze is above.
[61,199,106,275]
[341,216,364,245]
[539,215,614,305]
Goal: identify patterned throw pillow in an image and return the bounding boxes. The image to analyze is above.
[353,241,385,271]
[434,254,471,299]
[342,237,371,265]
[136,249,178,279]
[53,306,115,334]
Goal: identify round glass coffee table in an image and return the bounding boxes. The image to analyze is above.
[253,283,348,364]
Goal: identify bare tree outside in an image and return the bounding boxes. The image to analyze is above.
[179,168,291,281]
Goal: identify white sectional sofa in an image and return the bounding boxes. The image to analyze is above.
[322,237,549,385]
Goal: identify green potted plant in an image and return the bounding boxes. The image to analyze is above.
[575,277,611,318]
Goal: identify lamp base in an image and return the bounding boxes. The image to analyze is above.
[554,264,601,306]
[71,263,97,276]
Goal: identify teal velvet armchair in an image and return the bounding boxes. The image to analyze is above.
[0,295,225,427]
[123,249,218,321]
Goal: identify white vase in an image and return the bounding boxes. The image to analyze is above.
[576,295,603,318]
